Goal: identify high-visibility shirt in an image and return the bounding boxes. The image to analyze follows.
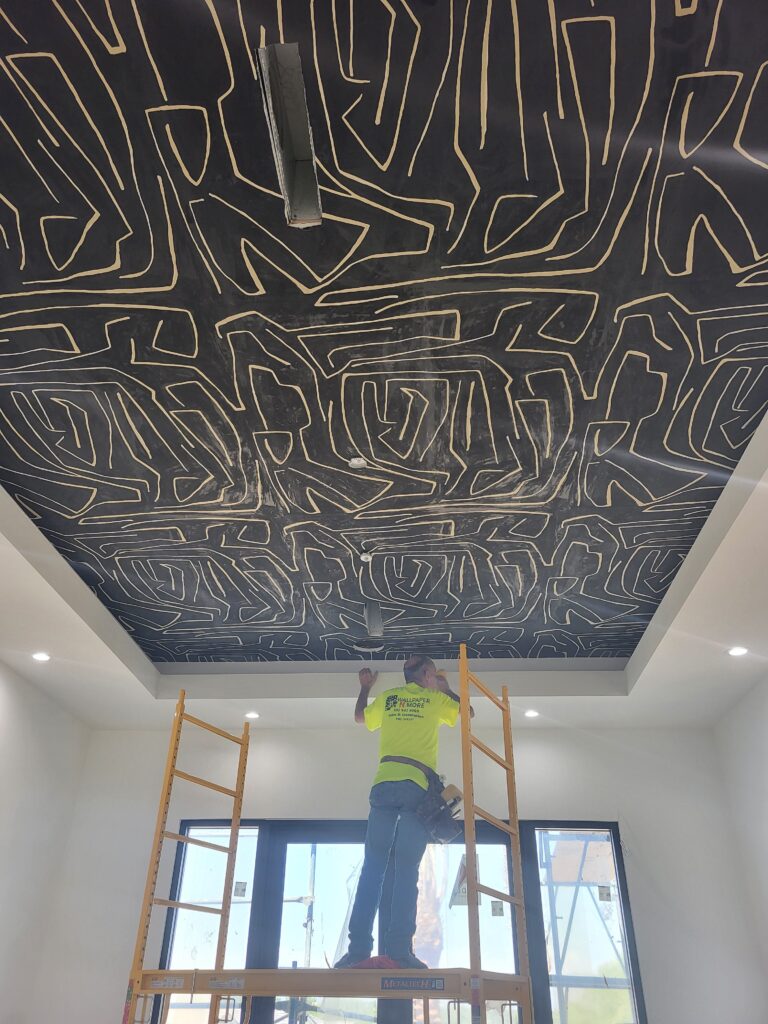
[364,683,460,790]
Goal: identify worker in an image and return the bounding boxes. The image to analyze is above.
[334,654,468,970]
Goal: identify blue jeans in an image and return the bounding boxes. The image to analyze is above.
[347,780,429,959]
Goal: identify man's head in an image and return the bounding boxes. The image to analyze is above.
[403,654,438,688]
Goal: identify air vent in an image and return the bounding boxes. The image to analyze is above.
[257,42,322,228]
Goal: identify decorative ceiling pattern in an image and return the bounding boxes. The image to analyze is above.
[0,0,767,662]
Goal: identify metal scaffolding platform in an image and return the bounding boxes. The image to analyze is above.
[137,967,530,1002]
[123,645,534,1024]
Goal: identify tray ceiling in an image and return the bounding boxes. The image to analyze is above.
[0,0,766,662]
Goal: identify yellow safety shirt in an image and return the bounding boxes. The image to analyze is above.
[364,683,460,790]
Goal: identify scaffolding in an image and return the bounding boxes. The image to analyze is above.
[123,645,534,1024]
[121,691,250,1024]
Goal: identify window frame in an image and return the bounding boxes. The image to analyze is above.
[519,820,648,1024]
[159,818,646,1024]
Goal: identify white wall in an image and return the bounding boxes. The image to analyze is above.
[34,720,768,1024]
[715,678,768,967]
[0,661,87,1024]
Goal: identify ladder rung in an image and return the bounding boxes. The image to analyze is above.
[153,898,223,916]
[474,804,519,837]
[476,883,523,907]
[470,735,514,772]
[172,769,237,798]
[467,671,504,710]
[163,831,231,853]
[182,713,243,745]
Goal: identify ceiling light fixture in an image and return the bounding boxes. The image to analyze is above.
[360,552,373,563]
[257,43,322,227]
[365,599,384,638]
[524,709,539,718]
[348,456,367,469]
[728,646,748,657]
[32,651,50,662]
[245,711,260,720]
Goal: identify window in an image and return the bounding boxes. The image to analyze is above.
[160,825,259,1022]
[520,824,647,1024]
[273,828,515,1024]
[277,838,514,971]
[161,820,645,1024]
[279,841,366,968]
[167,826,259,970]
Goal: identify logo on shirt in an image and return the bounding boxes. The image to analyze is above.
[384,692,431,719]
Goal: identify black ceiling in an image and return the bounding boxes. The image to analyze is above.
[0,0,767,663]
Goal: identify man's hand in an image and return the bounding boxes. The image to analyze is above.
[435,670,474,716]
[355,668,377,724]
[359,668,378,691]
[435,670,450,693]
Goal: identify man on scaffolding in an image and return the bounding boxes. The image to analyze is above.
[334,654,464,970]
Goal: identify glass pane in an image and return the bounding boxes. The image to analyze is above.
[270,998,511,1024]
[279,843,374,1024]
[551,986,636,1024]
[168,826,258,970]
[414,843,516,973]
[280,842,368,968]
[273,994,378,1024]
[279,840,515,975]
[536,828,639,1024]
[165,826,258,1023]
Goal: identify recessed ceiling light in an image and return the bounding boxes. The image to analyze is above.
[32,652,50,662]
[360,552,373,563]
[524,709,539,718]
[245,711,260,720]
[728,646,748,657]
[348,457,367,469]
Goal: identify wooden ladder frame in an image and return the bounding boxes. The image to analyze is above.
[458,643,534,1024]
[122,690,249,1024]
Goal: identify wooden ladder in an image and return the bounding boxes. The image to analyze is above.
[458,644,534,1024]
[122,690,249,1024]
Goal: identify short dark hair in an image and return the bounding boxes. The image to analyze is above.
[403,654,434,682]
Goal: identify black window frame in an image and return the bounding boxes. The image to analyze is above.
[519,820,648,1024]
[158,818,646,1024]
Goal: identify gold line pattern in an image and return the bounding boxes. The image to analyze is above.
[0,0,766,662]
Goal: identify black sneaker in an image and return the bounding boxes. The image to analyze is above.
[333,951,369,968]
[388,952,429,970]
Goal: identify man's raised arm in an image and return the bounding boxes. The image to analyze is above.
[436,671,474,717]
[354,668,378,723]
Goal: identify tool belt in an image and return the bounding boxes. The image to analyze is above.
[380,755,463,844]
